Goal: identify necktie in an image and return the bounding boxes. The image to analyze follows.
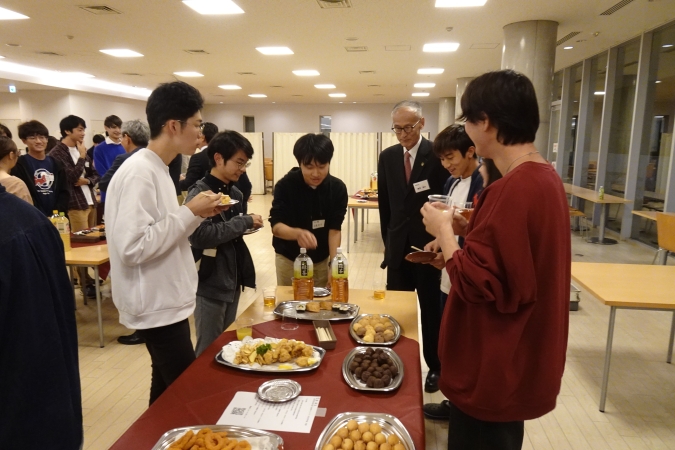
[404,151,412,184]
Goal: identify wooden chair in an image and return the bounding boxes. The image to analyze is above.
[569,207,591,239]
[653,212,675,265]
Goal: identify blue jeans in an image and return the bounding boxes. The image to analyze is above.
[194,290,241,357]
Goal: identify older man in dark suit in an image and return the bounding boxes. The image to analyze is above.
[378,100,448,393]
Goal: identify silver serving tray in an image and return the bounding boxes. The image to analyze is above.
[314,412,415,450]
[349,314,402,346]
[215,340,326,373]
[151,425,284,450]
[313,287,331,297]
[273,301,360,321]
[257,379,301,403]
[342,346,404,392]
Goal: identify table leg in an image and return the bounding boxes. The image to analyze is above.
[354,208,359,243]
[361,209,365,232]
[588,203,618,245]
[95,266,104,348]
[600,306,617,412]
[667,312,675,364]
[347,208,351,253]
[657,248,668,265]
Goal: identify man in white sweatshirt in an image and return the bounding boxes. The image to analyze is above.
[105,81,228,404]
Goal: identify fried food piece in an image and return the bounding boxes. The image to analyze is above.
[306,301,321,312]
[204,432,225,450]
[320,301,333,310]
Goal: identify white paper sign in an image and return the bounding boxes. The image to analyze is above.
[217,391,320,433]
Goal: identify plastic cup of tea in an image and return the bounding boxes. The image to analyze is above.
[428,194,449,204]
[455,201,474,221]
[263,287,276,307]
[373,280,386,300]
[236,318,254,340]
[281,309,299,331]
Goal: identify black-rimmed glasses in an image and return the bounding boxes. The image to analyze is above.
[391,118,421,134]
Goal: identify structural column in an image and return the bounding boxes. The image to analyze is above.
[502,20,558,155]
[438,97,456,130]
[455,78,474,120]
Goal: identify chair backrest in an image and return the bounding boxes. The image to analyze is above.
[656,212,675,252]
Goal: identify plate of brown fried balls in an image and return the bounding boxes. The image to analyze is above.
[342,347,403,392]
[349,314,401,346]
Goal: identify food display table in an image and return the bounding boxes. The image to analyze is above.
[571,262,675,412]
[347,196,379,253]
[65,244,109,347]
[111,289,424,449]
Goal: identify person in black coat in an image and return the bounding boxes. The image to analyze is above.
[179,122,219,192]
[0,184,83,449]
[377,101,448,393]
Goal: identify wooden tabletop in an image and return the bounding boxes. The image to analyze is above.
[563,183,632,204]
[571,262,675,309]
[231,287,420,341]
[348,197,379,209]
[631,210,658,221]
[64,244,109,265]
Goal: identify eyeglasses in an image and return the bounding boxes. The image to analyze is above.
[234,160,252,170]
[392,118,421,135]
[178,120,205,132]
[26,135,48,141]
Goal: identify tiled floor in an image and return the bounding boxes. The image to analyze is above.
[75,193,675,449]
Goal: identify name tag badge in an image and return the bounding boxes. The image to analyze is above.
[85,161,90,168]
[413,180,430,193]
[312,219,326,229]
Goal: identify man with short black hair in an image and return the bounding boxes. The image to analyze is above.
[179,121,219,192]
[12,120,69,216]
[93,115,125,202]
[186,130,263,356]
[106,81,227,404]
[270,133,348,287]
[0,123,12,139]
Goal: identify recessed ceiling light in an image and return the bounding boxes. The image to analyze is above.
[0,55,4,59]
[417,68,444,75]
[293,70,320,76]
[435,0,487,6]
[594,91,605,95]
[67,72,95,78]
[563,46,574,50]
[219,84,242,90]
[256,47,293,55]
[663,44,674,48]
[414,83,436,88]
[0,6,29,20]
[423,42,460,52]
[182,0,244,14]
[173,71,203,77]
[248,94,267,98]
[315,84,336,89]
[219,102,223,104]
[412,93,430,97]
[655,80,662,84]
[329,93,346,98]
[100,49,143,57]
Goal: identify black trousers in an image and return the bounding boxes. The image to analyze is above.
[387,258,441,371]
[447,403,524,450]
[136,319,196,405]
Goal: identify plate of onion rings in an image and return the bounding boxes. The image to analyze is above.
[152,425,284,450]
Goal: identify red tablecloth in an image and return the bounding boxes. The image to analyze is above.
[110,319,424,449]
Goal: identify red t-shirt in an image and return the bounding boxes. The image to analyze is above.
[442,161,571,422]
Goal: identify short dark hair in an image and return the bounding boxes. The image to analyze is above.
[293,133,334,166]
[92,134,105,144]
[459,70,539,145]
[46,136,59,154]
[0,136,18,160]
[146,81,204,139]
[207,130,254,167]
[59,115,86,138]
[482,158,502,187]
[0,123,12,139]
[104,115,122,128]
[18,120,49,140]
[202,122,219,144]
[433,124,476,158]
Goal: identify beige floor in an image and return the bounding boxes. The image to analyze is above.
[75,194,675,449]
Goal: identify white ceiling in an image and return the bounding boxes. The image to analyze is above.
[0,0,674,104]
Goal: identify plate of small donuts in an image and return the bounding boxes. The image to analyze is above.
[151,425,284,450]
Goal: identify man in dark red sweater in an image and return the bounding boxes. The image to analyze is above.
[421,70,571,450]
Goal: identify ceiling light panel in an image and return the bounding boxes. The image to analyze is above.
[100,49,143,57]
[173,71,203,77]
[0,6,29,20]
[329,93,346,97]
[219,85,241,89]
[248,93,267,98]
[423,42,460,52]
[435,0,487,6]
[414,83,436,88]
[412,92,430,97]
[293,70,320,76]
[315,84,336,89]
[182,0,244,14]
[256,47,293,55]
[417,68,444,75]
